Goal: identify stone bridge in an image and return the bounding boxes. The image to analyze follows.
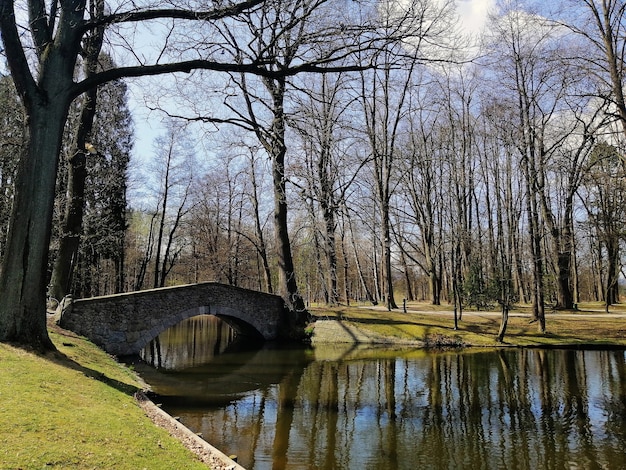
[58,282,288,356]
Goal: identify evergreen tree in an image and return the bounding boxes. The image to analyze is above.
[71,62,133,297]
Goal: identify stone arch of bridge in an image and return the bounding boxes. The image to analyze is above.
[59,282,286,356]
[132,304,265,354]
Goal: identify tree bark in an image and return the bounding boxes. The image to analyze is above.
[273,131,307,322]
[0,104,68,350]
[382,202,398,310]
[48,150,87,301]
[269,79,307,325]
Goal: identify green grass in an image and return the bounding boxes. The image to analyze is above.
[310,301,626,348]
[0,325,208,469]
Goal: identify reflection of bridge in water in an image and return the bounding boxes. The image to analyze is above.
[134,342,314,407]
[59,282,288,356]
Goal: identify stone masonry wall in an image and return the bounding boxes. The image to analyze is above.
[59,282,287,356]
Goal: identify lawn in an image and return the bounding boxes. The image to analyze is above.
[309,300,626,348]
[0,324,208,469]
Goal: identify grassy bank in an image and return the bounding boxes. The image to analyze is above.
[309,301,626,348]
[0,325,208,469]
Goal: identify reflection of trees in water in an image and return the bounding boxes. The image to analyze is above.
[140,315,236,370]
[167,349,626,469]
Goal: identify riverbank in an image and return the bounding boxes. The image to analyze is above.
[309,302,626,348]
[0,320,240,469]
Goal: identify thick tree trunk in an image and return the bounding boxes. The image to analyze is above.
[340,228,350,305]
[424,238,441,305]
[555,249,574,309]
[529,202,546,332]
[323,205,339,305]
[521,136,546,332]
[0,104,68,350]
[273,146,307,324]
[496,304,509,343]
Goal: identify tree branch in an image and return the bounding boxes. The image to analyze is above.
[73,56,377,98]
[81,0,265,33]
[27,0,52,59]
[0,0,37,104]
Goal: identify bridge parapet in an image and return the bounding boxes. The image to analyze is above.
[59,282,287,356]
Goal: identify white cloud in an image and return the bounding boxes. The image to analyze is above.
[454,0,496,35]
[456,0,496,34]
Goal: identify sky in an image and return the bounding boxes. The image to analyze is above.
[454,0,496,34]
[128,0,498,171]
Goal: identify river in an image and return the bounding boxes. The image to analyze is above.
[133,315,626,470]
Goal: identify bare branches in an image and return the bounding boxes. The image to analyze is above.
[82,0,266,32]
[74,57,322,97]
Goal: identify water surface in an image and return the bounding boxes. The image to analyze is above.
[136,316,626,470]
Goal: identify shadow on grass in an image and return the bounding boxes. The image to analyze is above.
[44,323,141,396]
[46,348,140,395]
[314,313,471,349]
[325,314,448,330]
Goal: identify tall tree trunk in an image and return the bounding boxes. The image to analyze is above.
[270,80,307,325]
[605,238,620,310]
[382,202,398,310]
[526,181,546,332]
[273,144,307,323]
[340,226,350,305]
[539,180,575,310]
[426,241,441,306]
[153,148,173,288]
[48,149,87,301]
[323,204,339,305]
[346,206,377,305]
[400,245,414,302]
[0,103,69,350]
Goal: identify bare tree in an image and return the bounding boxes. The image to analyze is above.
[580,142,626,311]
[245,146,274,293]
[485,7,568,331]
[290,72,359,305]
[0,0,281,349]
[561,0,626,143]
[397,92,445,305]
[165,0,389,326]
[356,0,455,310]
[151,123,195,288]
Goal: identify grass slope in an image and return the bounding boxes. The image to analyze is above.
[0,325,208,470]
